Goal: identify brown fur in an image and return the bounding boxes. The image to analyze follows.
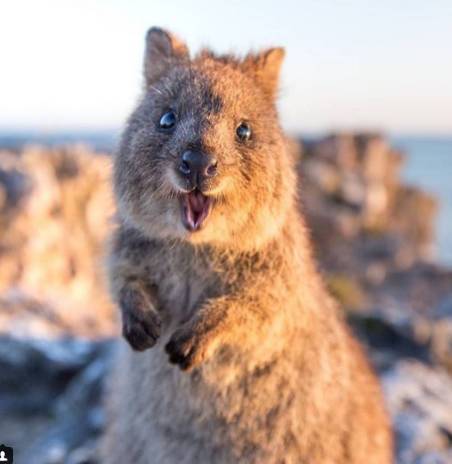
[102,27,393,463]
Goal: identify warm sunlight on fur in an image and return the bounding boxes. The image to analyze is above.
[102,27,393,463]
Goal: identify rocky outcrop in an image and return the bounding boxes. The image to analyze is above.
[299,133,438,292]
[0,145,115,337]
[0,335,114,464]
[383,361,452,464]
[297,134,452,348]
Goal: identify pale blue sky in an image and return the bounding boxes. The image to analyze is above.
[1,0,451,134]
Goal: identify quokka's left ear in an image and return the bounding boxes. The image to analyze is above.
[144,27,189,86]
[241,47,285,99]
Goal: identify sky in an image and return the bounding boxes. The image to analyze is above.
[1,0,451,135]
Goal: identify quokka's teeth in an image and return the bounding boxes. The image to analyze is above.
[186,206,195,229]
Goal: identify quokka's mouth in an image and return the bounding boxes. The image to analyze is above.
[180,189,212,232]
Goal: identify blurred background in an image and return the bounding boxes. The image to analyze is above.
[1,1,451,463]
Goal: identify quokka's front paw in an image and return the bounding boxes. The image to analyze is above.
[165,323,213,371]
[119,287,161,351]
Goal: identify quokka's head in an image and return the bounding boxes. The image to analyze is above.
[115,27,296,249]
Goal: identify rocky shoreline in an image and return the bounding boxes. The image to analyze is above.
[0,134,451,463]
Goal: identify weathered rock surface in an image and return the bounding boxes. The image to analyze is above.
[300,133,437,269]
[0,145,115,338]
[298,134,445,315]
[383,361,452,464]
[0,335,114,464]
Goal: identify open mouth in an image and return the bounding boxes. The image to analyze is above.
[181,189,212,232]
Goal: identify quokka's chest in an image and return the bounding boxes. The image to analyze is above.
[149,249,221,323]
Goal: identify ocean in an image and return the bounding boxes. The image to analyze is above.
[391,136,452,267]
[0,132,451,267]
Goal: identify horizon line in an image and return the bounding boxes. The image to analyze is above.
[1,127,452,140]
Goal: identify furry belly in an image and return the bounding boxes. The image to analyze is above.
[105,342,297,464]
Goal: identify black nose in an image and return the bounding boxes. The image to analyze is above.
[179,150,218,182]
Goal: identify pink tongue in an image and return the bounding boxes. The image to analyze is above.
[185,191,209,230]
[188,191,207,213]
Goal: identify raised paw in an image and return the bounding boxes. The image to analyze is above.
[165,325,210,371]
[120,287,161,351]
[122,309,161,351]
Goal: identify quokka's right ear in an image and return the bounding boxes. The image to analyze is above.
[241,48,285,99]
[144,27,189,85]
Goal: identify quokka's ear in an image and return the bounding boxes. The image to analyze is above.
[241,48,285,99]
[144,27,189,85]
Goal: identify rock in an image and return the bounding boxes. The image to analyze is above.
[340,171,366,207]
[383,360,452,464]
[0,335,99,414]
[0,291,73,339]
[300,133,438,277]
[435,295,452,319]
[303,161,340,195]
[0,145,116,338]
[348,308,431,371]
[0,335,115,463]
[350,291,452,370]
[22,341,115,464]
[431,296,452,372]
[0,167,31,219]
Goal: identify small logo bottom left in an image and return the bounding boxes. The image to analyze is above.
[0,444,13,463]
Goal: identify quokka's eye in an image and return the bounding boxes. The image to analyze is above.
[236,122,252,142]
[159,111,176,129]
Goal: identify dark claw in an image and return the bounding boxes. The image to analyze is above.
[165,332,198,370]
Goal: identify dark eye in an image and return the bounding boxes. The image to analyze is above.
[159,111,176,129]
[236,122,252,142]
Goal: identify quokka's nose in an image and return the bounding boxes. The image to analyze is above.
[179,150,218,181]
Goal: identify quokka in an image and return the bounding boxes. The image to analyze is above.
[102,27,393,464]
